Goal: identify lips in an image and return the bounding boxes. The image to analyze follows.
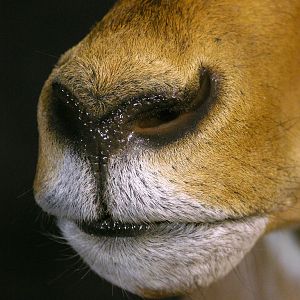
[77,215,254,238]
[78,219,155,237]
[77,218,216,238]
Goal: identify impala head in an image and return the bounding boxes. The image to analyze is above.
[34,0,300,298]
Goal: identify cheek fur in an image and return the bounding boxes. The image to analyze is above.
[106,152,230,223]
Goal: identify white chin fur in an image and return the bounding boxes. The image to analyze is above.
[58,216,267,296]
[37,145,267,296]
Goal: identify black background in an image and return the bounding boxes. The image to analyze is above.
[0,1,178,299]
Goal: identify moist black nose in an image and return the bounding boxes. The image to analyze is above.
[131,68,213,144]
[49,68,214,158]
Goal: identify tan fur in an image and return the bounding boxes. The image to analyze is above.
[35,0,300,298]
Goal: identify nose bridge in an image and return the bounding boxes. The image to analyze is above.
[63,89,171,174]
[53,62,212,170]
[51,83,134,184]
[52,67,187,170]
[76,99,131,175]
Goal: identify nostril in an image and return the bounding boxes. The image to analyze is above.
[136,108,181,129]
[132,68,214,141]
[50,82,94,142]
[49,67,216,151]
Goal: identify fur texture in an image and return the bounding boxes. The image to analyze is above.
[59,217,266,297]
[34,0,300,298]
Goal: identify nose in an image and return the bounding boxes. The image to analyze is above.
[49,68,213,167]
[133,69,212,141]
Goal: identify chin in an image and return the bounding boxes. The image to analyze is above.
[58,215,266,298]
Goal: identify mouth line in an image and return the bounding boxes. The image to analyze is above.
[78,219,154,237]
[76,215,253,238]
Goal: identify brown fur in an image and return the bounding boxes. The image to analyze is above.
[35,0,300,298]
